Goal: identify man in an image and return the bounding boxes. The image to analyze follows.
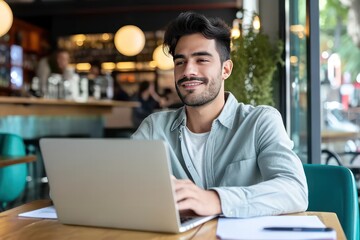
[132,12,308,218]
[36,48,74,96]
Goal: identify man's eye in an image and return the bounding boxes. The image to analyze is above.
[198,59,209,63]
[175,61,184,66]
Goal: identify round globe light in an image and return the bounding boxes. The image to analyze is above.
[153,44,174,70]
[0,0,13,37]
[114,25,145,56]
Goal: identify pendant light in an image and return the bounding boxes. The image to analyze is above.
[0,0,13,37]
[114,25,145,56]
[153,44,174,70]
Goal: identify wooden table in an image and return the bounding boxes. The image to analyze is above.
[322,130,359,143]
[0,97,139,116]
[0,200,346,240]
[0,155,36,168]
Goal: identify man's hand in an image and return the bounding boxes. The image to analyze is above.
[171,175,222,216]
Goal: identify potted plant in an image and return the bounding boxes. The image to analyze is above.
[225,15,284,106]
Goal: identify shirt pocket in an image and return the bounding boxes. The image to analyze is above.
[220,157,261,186]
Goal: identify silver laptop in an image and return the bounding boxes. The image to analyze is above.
[39,138,216,233]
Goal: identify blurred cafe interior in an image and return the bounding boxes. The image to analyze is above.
[0,0,360,212]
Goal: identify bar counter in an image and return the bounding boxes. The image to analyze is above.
[0,97,139,139]
[0,97,139,116]
[0,97,140,202]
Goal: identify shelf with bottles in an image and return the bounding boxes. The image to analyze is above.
[57,31,176,100]
[57,31,166,79]
[0,43,23,95]
[0,18,49,96]
[58,31,159,64]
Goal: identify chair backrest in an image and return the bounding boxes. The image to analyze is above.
[303,164,359,240]
[0,133,27,204]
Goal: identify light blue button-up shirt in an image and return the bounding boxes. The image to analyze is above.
[132,92,308,218]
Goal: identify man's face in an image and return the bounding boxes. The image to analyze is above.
[173,33,231,107]
[57,52,70,71]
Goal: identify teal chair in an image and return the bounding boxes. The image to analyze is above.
[0,133,34,209]
[303,164,359,240]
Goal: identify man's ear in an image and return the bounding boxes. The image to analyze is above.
[222,60,233,80]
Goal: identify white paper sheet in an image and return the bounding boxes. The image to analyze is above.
[216,215,336,240]
[18,206,58,219]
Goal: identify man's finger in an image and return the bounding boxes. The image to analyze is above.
[177,197,197,212]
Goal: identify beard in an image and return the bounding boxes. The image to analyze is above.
[175,75,222,107]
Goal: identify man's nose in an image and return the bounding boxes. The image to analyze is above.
[183,61,198,77]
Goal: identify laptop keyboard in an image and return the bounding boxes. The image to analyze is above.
[180,216,195,223]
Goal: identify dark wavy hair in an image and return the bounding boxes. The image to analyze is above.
[163,12,231,63]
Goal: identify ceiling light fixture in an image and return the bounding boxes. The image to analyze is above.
[0,0,14,37]
[114,25,145,56]
[153,44,174,70]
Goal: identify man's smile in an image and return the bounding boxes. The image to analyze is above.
[181,81,204,90]
[177,77,208,91]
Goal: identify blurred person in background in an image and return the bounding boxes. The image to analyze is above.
[112,70,131,101]
[87,60,102,98]
[132,80,163,127]
[160,87,183,109]
[36,48,74,96]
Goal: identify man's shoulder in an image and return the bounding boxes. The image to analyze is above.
[236,102,277,114]
[133,108,184,138]
[225,93,280,118]
[249,104,279,114]
[146,107,184,123]
[234,103,281,124]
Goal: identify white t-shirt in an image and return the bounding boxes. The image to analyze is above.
[183,126,210,183]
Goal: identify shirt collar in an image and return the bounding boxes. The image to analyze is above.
[216,92,238,129]
[170,107,187,131]
[170,92,238,131]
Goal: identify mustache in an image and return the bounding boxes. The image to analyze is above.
[177,76,208,85]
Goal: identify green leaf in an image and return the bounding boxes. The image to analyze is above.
[225,20,284,106]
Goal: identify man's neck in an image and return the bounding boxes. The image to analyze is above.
[185,94,225,133]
